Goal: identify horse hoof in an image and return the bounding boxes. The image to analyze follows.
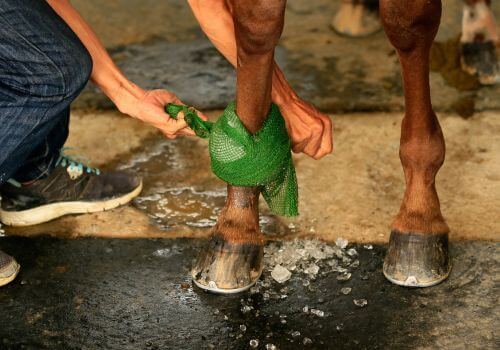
[383,230,451,288]
[331,2,381,38]
[191,235,263,294]
[460,41,500,85]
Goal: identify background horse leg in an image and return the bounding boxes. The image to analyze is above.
[380,0,451,287]
[332,0,381,37]
[191,0,287,294]
[460,0,499,85]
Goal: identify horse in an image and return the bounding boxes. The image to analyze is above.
[186,0,491,293]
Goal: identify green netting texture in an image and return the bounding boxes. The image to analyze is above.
[165,102,298,217]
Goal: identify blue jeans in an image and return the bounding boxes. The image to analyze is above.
[0,0,93,185]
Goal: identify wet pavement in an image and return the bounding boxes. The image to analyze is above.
[118,136,288,238]
[0,237,497,349]
[6,110,500,244]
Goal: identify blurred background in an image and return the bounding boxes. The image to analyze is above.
[72,0,499,115]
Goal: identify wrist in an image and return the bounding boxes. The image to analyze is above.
[271,65,298,108]
[105,79,146,116]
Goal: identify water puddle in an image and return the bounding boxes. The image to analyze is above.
[118,136,287,235]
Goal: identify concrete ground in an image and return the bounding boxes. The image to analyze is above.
[5,110,499,244]
[0,238,498,350]
[1,0,499,349]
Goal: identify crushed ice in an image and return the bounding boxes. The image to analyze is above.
[205,238,372,347]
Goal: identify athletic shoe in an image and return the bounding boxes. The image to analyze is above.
[0,149,142,226]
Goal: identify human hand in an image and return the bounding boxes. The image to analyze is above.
[114,86,207,139]
[277,95,333,160]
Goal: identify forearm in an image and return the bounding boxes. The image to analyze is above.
[45,0,144,108]
[188,0,298,106]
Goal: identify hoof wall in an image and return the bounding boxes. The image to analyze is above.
[460,41,500,85]
[191,235,263,295]
[384,231,451,288]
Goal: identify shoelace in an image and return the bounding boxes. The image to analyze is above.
[55,147,101,176]
[6,148,100,188]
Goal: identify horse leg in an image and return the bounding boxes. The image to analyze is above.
[191,0,286,294]
[460,0,499,85]
[380,0,451,287]
[331,0,381,37]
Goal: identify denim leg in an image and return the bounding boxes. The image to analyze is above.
[0,0,93,185]
[10,108,70,183]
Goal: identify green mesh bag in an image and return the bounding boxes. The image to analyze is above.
[165,102,298,217]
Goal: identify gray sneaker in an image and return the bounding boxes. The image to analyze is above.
[0,249,20,287]
[0,150,142,226]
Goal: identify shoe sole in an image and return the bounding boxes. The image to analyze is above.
[0,261,20,287]
[0,182,143,227]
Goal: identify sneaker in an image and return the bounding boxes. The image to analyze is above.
[0,150,142,226]
[0,249,20,287]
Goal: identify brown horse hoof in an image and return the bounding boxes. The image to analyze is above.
[191,235,263,294]
[460,41,500,85]
[331,1,381,38]
[383,230,451,288]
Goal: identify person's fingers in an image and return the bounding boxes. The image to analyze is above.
[291,136,309,154]
[175,110,186,120]
[162,132,176,140]
[177,127,196,136]
[167,115,189,131]
[313,117,333,159]
[300,119,324,157]
[168,97,207,122]
[304,132,323,160]
[195,109,209,121]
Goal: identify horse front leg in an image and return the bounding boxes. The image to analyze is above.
[380,0,451,287]
[191,0,287,294]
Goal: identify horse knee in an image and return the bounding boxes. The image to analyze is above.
[234,0,286,55]
[380,0,442,52]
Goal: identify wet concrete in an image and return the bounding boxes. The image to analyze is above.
[6,110,499,243]
[0,237,497,349]
[72,0,500,114]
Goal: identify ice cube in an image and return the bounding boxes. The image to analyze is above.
[347,248,358,257]
[271,265,292,283]
[354,299,368,307]
[341,287,352,295]
[310,309,325,317]
[304,264,320,275]
[337,273,352,281]
[335,237,348,249]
